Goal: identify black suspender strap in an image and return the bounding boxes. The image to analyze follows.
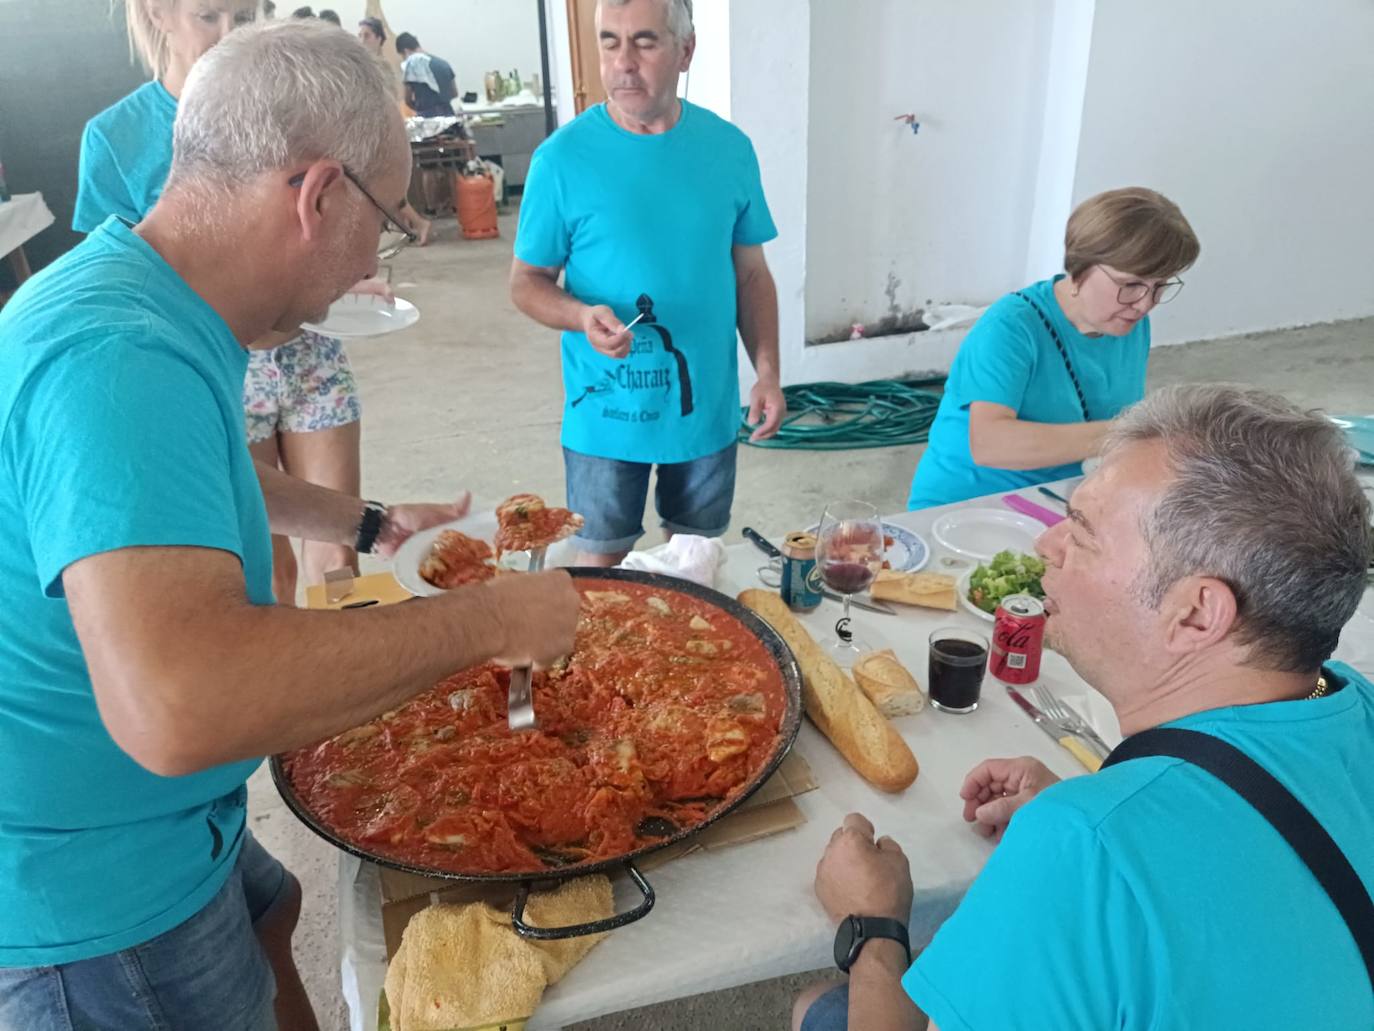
[1103,727,1374,990]
[1014,290,1092,422]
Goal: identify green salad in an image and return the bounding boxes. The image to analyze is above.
[967,550,1046,614]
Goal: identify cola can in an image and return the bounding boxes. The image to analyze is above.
[989,594,1046,684]
[780,531,823,612]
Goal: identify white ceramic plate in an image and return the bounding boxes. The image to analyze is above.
[303,296,419,338]
[392,510,500,597]
[931,508,1043,563]
[803,520,930,573]
[957,568,995,623]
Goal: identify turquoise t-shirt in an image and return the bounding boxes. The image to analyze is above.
[0,217,272,966]
[515,101,777,464]
[907,276,1150,509]
[73,80,178,232]
[904,662,1374,1030]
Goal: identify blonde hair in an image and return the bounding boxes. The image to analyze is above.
[1064,187,1200,282]
[123,0,173,77]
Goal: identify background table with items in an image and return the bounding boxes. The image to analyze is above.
[338,475,1374,1030]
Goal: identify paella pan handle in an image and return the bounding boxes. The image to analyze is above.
[511,861,655,940]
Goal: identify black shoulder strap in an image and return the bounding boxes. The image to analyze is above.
[1014,290,1091,422]
[1104,727,1374,990]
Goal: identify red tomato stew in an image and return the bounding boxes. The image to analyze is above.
[282,579,788,874]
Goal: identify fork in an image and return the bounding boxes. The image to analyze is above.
[506,546,547,733]
[1028,685,1112,759]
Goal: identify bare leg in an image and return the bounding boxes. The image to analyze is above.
[250,435,299,605]
[399,199,431,246]
[575,550,628,568]
[278,420,362,590]
[253,871,320,1031]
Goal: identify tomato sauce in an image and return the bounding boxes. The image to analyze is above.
[282,579,787,874]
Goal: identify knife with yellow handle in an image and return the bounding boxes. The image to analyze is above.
[1006,686,1104,772]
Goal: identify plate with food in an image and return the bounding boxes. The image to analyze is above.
[392,511,501,597]
[958,550,1047,622]
[931,508,1042,563]
[302,295,419,338]
[803,520,929,573]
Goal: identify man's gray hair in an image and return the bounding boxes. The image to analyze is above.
[1105,384,1371,673]
[168,20,396,193]
[604,0,694,41]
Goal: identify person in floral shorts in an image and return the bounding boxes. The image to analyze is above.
[244,329,363,601]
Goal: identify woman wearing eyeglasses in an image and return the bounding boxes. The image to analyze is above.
[907,187,1200,509]
[74,1,386,602]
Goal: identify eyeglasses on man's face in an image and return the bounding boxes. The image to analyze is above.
[287,166,417,259]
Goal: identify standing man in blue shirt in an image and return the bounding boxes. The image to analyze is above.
[511,0,785,566]
[796,385,1374,1031]
[0,22,578,1031]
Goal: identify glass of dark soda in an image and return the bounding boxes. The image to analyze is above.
[928,628,989,713]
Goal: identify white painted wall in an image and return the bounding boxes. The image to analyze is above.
[803,0,1052,344]
[368,0,545,104]
[681,0,730,118]
[1073,0,1374,344]
[544,0,576,127]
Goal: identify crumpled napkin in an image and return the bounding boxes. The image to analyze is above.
[618,534,726,587]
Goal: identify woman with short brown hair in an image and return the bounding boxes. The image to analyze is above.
[907,187,1199,509]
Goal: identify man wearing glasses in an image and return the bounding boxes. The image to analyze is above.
[906,187,1200,510]
[0,22,578,1030]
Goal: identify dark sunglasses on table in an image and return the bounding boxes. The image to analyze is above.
[287,166,417,259]
[1096,265,1185,305]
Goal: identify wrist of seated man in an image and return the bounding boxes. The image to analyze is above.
[850,936,911,978]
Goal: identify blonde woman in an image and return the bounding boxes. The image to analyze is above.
[75,0,379,603]
[907,188,1200,509]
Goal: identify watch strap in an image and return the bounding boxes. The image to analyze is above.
[835,915,911,973]
[355,500,387,555]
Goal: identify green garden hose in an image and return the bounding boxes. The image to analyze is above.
[739,379,944,451]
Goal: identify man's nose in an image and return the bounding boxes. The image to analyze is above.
[1035,522,1065,565]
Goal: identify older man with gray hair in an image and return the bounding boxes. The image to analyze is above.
[511,0,786,567]
[0,20,578,1030]
[796,385,1374,1030]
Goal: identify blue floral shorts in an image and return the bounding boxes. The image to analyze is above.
[243,331,361,445]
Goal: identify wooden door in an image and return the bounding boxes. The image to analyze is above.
[566,0,607,114]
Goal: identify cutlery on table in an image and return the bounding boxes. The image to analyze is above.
[1005,685,1103,772]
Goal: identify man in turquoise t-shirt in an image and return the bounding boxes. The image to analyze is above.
[0,23,578,1030]
[796,386,1374,1030]
[511,0,784,566]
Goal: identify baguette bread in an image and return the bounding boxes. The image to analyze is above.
[852,649,925,717]
[738,589,919,792]
[870,569,958,611]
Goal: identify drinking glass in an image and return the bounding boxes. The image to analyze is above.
[928,627,989,713]
[815,500,884,666]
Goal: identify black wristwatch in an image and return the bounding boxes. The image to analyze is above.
[834,915,910,973]
[355,500,388,555]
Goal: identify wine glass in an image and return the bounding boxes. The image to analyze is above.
[815,499,885,666]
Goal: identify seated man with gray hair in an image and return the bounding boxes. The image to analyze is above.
[0,20,579,1030]
[796,385,1374,1030]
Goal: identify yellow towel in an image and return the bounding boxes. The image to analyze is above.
[384,876,614,1031]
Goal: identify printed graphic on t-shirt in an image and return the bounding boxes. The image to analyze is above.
[570,293,694,425]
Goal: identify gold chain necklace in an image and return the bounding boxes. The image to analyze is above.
[1306,674,1329,701]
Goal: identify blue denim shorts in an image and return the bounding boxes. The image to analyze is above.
[563,442,738,554]
[800,983,850,1031]
[0,832,285,1031]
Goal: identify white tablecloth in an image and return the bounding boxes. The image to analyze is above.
[340,476,1374,1029]
[0,193,55,259]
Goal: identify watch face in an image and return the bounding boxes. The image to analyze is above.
[833,915,859,971]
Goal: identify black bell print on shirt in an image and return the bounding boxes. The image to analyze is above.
[570,293,694,419]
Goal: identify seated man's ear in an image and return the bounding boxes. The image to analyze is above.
[288,161,346,243]
[1161,575,1238,655]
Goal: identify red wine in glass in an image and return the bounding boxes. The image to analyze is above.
[815,500,884,666]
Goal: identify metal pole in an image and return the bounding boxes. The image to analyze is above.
[537,0,557,137]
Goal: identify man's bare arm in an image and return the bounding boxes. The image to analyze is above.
[65,545,579,776]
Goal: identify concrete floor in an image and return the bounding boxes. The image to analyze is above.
[245,210,1374,1030]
